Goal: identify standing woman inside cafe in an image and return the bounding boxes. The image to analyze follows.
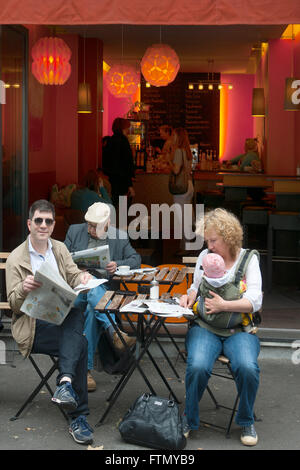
[167,127,194,254]
[180,208,262,446]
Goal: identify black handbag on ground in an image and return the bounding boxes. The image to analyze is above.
[118,393,187,450]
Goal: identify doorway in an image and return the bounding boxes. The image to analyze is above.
[0,25,28,251]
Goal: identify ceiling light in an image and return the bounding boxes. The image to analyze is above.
[31,37,71,85]
[141,43,180,87]
[252,88,265,116]
[187,81,233,91]
[78,34,92,113]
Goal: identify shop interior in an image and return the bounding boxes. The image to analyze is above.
[1,12,300,334]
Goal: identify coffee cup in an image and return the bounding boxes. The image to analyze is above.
[118,265,130,275]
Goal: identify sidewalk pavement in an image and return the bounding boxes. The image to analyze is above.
[0,353,299,451]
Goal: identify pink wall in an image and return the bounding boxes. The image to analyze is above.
[102,72,133,137]
[220,74,254,161]
[267,39,296,175]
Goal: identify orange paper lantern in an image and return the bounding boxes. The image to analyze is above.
[32,37,71,85]
[105,64,140,98]
[141,43,180,87]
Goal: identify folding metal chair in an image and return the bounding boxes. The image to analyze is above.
[10,354,68,422]
[201,355,260,438]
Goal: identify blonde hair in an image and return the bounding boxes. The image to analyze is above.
[196,208,243,258]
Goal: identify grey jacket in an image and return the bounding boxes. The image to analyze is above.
[64,223,141,271]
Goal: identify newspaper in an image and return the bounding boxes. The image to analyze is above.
[71,245,110,269]
[20,262,107,325]
[120,299,194,319]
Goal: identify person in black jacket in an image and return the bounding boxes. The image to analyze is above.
[102,118,135,208]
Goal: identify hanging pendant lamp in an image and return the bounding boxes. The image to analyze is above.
[252,88,265,117]
[105,26,140,98]
[31,37,71,85]
[78,83,92,113]
[78,35,92,113]
[141,43,180,87]
[105,64,140,98]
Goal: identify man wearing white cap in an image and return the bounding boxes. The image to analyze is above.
[65,202,141,391]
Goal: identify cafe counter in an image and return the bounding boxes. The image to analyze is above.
[133,171,223,208]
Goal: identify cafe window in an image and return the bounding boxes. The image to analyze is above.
[0,25,28,251]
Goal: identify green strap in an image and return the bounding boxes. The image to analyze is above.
[234,249,260,286]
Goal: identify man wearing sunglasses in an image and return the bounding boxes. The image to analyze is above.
[6,199,94,445]
[64,202,141,392]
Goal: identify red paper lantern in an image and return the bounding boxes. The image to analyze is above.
[32,37,72,85]
[105,64,140,98]
[141,43,180,87]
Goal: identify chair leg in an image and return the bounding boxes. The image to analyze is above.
[10,355,68,422]
[225,393,239,438]
[206,385,220,409]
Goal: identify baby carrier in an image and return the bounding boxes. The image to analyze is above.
[195,249,260,331]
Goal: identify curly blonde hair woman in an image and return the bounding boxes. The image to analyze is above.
[197,208,243,258]
[180,207,262,447]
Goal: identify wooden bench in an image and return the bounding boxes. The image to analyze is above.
[0,252,18,366]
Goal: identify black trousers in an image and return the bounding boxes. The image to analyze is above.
[31,307,89,419]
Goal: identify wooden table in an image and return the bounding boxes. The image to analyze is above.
[113,266,189,293]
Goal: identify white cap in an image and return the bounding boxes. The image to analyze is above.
[85,202,110,226]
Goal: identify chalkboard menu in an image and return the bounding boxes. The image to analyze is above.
[141,73,220,154]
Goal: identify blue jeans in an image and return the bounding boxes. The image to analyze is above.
[185,324,260,429]
[74,284,116,371]
[32,307,89,419]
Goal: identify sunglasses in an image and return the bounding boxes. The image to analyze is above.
[33,217,55,226]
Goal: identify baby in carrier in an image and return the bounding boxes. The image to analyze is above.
[193,252,256,333]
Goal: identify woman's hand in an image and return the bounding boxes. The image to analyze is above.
[205,291,227,315]
[180,290,197,308]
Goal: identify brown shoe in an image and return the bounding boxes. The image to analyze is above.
[113,331,136,351]
[87,371,97,392]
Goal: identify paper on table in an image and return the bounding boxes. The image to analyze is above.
[120,299,194,318]
[73,278,107,293]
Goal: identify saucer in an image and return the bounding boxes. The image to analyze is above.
[115,269,131,276]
